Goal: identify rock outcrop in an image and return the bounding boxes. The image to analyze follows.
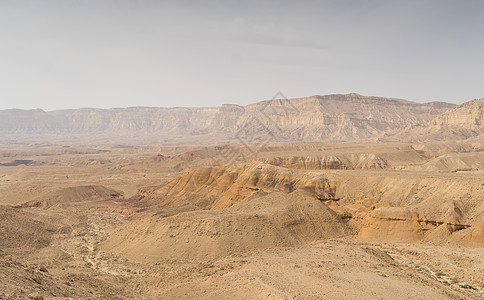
[263,153,390,170]
[358,207,472,243]
[433,98,483,128]
[138,163,339,216]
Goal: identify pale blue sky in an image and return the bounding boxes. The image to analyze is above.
[0,0,483,110]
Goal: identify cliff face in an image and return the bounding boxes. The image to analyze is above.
[0,93,455,143]
[263,153,390,170]
[432,98,483,128]
[138,163,339,216]
[386,98,484,142]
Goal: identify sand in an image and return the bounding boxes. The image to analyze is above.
[0,140,482,299]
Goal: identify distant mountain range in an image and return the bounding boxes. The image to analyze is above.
[385,97,483,142]
[0,93,471,145]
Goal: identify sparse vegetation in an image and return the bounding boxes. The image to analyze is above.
[435,271,446,277]
[459,284,478,290]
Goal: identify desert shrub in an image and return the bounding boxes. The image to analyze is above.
[459,284,478,290]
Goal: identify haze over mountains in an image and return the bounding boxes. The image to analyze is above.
[3,0,484,298]
[1,94,483,299]
[1,93,458,145]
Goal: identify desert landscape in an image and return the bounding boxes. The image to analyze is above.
[0,94,482,299]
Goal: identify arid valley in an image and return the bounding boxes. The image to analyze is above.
[0,94,483,299]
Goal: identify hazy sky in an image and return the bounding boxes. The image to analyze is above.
[1,0,483,110]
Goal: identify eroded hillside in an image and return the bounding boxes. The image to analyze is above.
[0,93,455,145]
[0,142,482,299]
[387,97,484,142]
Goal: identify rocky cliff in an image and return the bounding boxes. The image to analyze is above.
[0,93,455,144]
[433,98,483,127]
[136,162,339,216]
[386,98,483,142]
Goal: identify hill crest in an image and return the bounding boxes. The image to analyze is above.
[0,93,456,145]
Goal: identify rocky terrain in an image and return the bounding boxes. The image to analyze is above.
[0,94,482,299]
[386,97,484,142]
[0,139,483,299]
[0,93,455,145]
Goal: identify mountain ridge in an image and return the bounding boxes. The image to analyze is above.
[0,93,456,144]
[385,97,483,142]
[3,93,457,112]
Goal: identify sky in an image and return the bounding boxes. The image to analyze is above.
[0,0,483,110]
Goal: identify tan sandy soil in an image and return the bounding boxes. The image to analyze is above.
[0,141,482,299]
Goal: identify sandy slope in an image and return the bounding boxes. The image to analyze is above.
[153,238,483,300]
[102,193,351,262]
[0,142,482,299]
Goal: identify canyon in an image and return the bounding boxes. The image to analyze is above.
[0,94,482,299]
